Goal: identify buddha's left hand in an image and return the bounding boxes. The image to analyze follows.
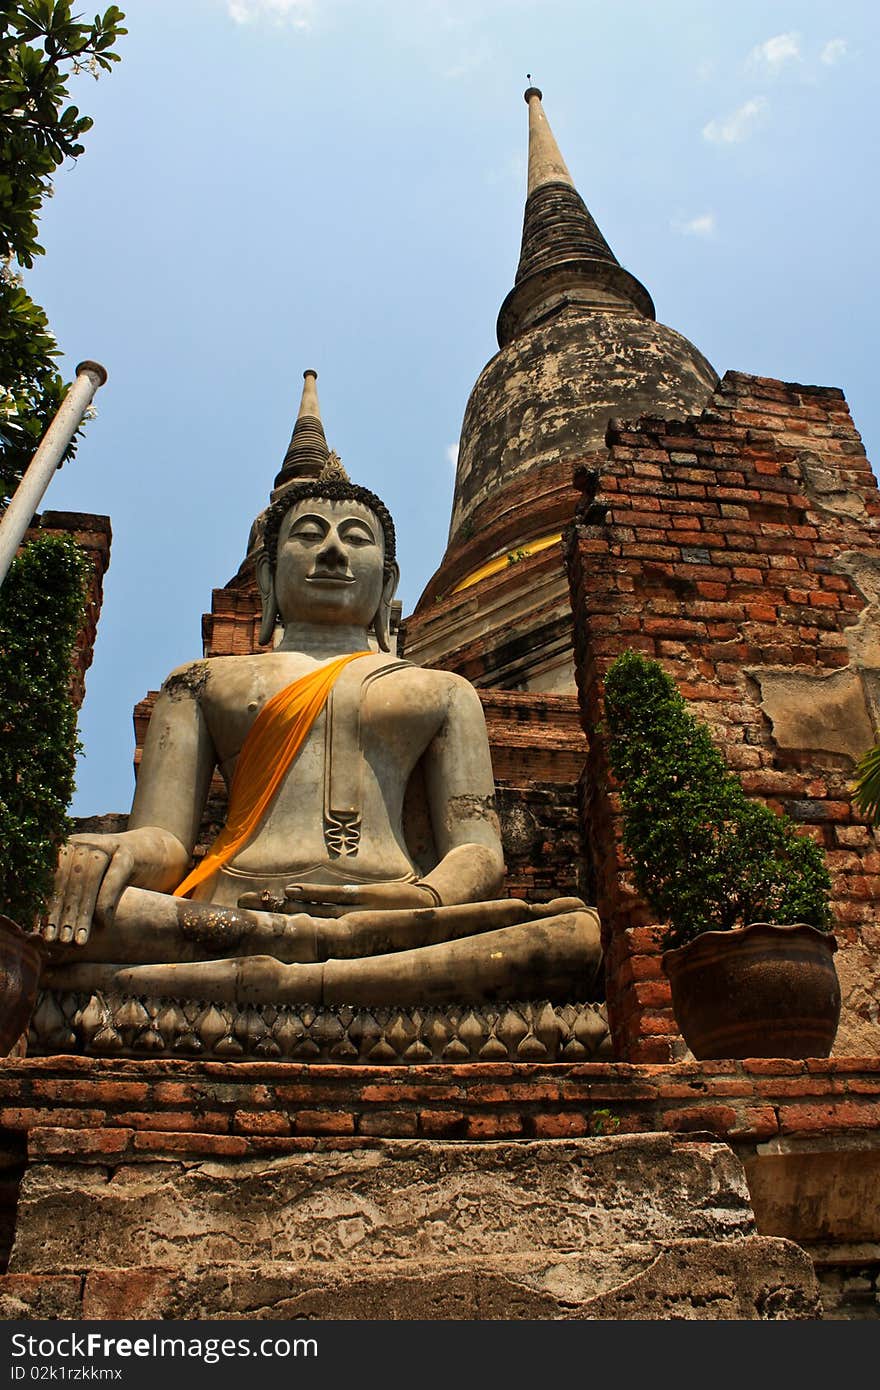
[281,880,442,917]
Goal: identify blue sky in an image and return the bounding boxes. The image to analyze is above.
[24,0,880,815]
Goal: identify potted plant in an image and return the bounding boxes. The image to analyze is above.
[602,650,840,1060]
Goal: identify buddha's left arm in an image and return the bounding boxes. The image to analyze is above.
[419,674,506,905]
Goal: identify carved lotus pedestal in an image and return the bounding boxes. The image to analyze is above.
[0,916,42,1056]
[662,923,841,1061]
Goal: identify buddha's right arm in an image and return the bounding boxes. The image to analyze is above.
[40,668,216,946]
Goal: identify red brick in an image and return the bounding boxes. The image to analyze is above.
[615,954,665,986]
[840,1078,880,1096]
[469,1082,563,1105]
[634,1013,680,1038]
[291,1110,355,1135]
[111,1110,229,1134]
[732,568,764,584]
[631,981,674,1009]
[622,927,665,953]
[28,1126,133,1159]
[358,1082,461,1104]
[750,1075,842,1098]
[133,1130,249,1157]
[357,1111,419,1137]
[418,1109,467,1136]
[465,1114,524,1138]
[0,1106,106,1130]
[530,1113,590,1138]
[701,1077,764,1098]
[740,1059,805,1077]
[661,1104,738,1134]
[232,1110,291,1136]
[28,1080,150,1105]
[778,1101,880,1135]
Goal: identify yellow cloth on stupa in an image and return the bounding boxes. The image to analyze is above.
[173,650,370,899]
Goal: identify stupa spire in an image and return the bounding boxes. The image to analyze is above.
[497,87,654,347]
[525,84,575,195]
[274,368,330,489]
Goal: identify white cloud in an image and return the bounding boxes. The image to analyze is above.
[703,97,768,145]
[446,443,459,470]
[747,32,801,73]
[672,213,716,238]
[226,0,313,26]
[820,38,848,66]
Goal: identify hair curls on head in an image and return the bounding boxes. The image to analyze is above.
[261,479,397,577]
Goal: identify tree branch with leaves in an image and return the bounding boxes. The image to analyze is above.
[0,1,126,498]
[0,2,124,927]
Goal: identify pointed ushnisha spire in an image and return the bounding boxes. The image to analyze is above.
[496,87,654,347]
[273,369,330,489]
[318,449,350,483]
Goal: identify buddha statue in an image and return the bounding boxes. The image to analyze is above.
[36,389,602,1034]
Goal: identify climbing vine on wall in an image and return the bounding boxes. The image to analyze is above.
[0,532,87,926]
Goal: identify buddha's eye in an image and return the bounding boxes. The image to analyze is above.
[340,524,376,546]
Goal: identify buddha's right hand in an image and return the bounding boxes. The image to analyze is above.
[39,835,134,946]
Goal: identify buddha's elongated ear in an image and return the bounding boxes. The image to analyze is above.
[256,552,279,647]
[372,562,400,652]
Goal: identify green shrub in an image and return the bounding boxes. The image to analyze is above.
[852,740,880,824]
[0,532,87,927]
[603,649,832,949]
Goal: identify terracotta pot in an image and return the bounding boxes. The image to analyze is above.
[662,922,841,1061]
[0,915,43,1056]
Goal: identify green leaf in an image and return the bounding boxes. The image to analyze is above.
[853,741,880,823]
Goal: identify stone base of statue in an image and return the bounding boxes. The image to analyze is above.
[27,988,612,1063]
[34,894,608,1062]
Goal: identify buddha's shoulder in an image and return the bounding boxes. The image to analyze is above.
[158,653,269,701]
[393,663,482,706]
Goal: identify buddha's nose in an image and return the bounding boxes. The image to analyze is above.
[316,534,348,570]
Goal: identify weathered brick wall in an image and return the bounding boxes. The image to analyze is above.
[200,559,264,657]
[566,370,880,1061]
[0,1054,878,1150]
[26,511,111,710]
[481,691,590,903]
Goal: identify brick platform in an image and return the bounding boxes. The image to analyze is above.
[0,1054,877,1153]
[1,1056,877,1319]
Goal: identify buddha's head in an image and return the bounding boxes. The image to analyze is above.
[257,477,399,648]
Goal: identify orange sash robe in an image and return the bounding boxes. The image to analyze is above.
[173,650,370,899]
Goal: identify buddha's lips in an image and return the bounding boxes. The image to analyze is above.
[307,573,356,585]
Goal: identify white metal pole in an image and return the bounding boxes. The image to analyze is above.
[0,360,107,589]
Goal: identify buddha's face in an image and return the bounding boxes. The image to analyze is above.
[273,496,387,628]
